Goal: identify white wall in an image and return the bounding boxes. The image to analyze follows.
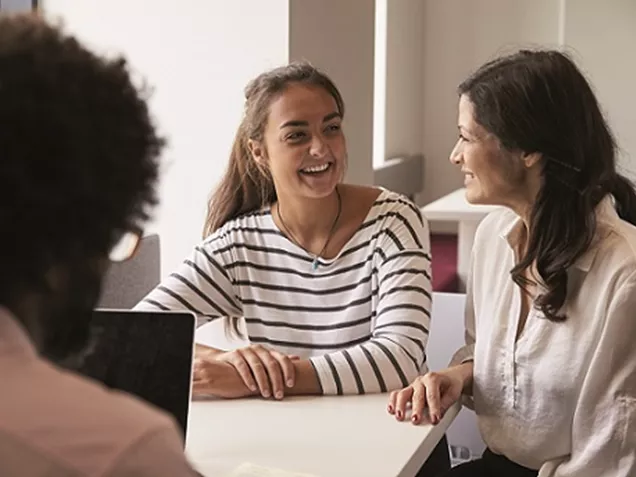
[43,0,289,275]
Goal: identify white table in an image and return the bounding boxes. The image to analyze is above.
[186,394,460,477]
[421,188,499,291]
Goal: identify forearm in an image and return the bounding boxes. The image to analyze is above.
[451,361,474,395]
[196,353,320,398]
[195,343,224,355]
[286,360,321,395]
[211,358,320,396]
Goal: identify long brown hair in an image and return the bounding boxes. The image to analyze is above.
[203,61,345,237]
[459,49,636,321]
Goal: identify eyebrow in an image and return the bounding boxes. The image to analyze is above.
[280,111,341,129]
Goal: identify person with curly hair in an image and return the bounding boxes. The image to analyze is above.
[0,14,200,476]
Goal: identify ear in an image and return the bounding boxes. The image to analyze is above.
[522,151,542,169]
[247,139,267,167]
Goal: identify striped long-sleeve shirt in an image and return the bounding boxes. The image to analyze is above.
[137,189,432,395]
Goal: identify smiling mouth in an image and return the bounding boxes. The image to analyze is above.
[300,162,332,174]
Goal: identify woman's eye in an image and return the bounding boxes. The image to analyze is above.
[326,124,341,133]
[287,131,306,141]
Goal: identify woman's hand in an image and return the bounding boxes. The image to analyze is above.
[192,358,253,399]
[203,345,299,399]
[388,363,472,425]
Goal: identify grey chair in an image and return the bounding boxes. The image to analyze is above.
[96,234,161,309]
[428,292,485,464]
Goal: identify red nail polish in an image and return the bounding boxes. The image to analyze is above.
[387,405,394,413]
[396,410,403,419]
[412,414,418,423]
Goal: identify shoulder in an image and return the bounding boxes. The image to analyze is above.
[0,359,180,476]
[474,207,518,247]
[589,215,636,285]
[354,186,425,226]
[201,208,277,251]
[346,186,429,252]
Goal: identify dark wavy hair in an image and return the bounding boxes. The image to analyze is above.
[459,49,636,321]
[0,15,163,301]
[203,61,345,237]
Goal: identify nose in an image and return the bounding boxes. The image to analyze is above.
[309,134,328,158]
[449,139,462,165]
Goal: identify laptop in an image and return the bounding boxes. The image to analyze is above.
[73,309,196,439]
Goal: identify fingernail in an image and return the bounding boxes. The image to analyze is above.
[275,391,283,399]
[411,414,419,423]
[286,380,293,387]
[387,405,394,413]
[249,385,257,392]
[396,410,403,420]
[263,390,270,398]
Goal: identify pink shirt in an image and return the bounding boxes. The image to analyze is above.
[0,307,199,477]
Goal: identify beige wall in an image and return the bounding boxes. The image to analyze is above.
[420,0,560,208]
[564,0,636,181]
[289,0,375,186]
[419,0,636,213]
[384,0,426,160]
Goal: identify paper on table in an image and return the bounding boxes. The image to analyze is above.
[225,462,319,477]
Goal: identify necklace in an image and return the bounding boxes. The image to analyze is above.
[276,187,342,270]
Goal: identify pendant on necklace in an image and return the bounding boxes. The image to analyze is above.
[312,258,319,270]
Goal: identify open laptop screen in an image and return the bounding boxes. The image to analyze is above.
[74,310,196,438]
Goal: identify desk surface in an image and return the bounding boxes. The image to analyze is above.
[421,188,499,222]
[186,393,459,477]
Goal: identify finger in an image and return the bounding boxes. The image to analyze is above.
[272,351,295,388]
[229,351,259,393]
[410,382,427,425]
[242,348,272,398]
[394,387,414,421]
[387,390,399,414]
[255,347,285,399]
[424,375,443,424]
[192,378,213,397]
[288,354,301,361]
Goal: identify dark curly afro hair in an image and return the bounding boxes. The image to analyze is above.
[0,14,164,298]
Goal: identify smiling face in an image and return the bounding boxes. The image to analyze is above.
[248,82,346,201]
[449,94,530,206]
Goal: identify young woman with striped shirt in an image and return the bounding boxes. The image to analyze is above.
[137,61,451,475]
[137,62,433,402]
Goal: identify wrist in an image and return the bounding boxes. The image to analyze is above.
[451,361,474,394]
[286,359,322,396]
[195,343,223,360]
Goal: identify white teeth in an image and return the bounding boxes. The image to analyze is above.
[301,163,330,173]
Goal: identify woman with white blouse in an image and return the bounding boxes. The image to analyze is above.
[389,49,636,477]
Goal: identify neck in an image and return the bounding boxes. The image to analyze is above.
[276,187,341,240]
[2,293,45,349]
[507,175,542,232]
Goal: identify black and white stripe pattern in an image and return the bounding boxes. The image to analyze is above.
[136,189,432,394]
